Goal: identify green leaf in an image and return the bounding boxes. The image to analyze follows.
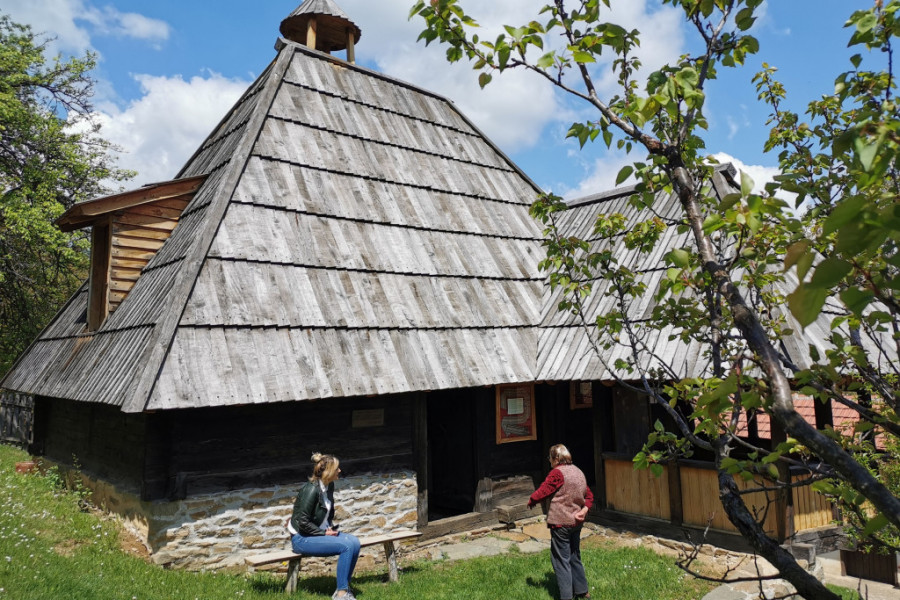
[740,170,755,197]
[809,257,852,289]
[855,13,878,34]
[674,67,699,88]
[862,513,889,537]
[478,72,493,88]
[537,52,555,69]
[572,51,596,64]
[784,241,811,272]
[702,213,723,235]
[616,165,634,185]
[735,8,756,31]
[840,287,874,316]
[854,135,880,172]
[668,248,691,268]
[823,195,867,236]
[719,193,742,212]
[788,284,829,327]
[649,463,664,477]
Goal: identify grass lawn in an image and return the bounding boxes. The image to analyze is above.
[0,444,861,599]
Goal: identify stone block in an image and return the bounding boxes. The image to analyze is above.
[242,535,265,547]
[789,542,816,564]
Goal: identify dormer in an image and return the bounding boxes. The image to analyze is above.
[56,175,206,330]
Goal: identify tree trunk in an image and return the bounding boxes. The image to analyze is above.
[717,470,841,600]
[669,163,900,532]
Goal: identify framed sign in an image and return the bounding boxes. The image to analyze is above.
[570,381,593,410]
[496,384,536,444]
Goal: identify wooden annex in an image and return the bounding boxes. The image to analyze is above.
[0,0,847,570]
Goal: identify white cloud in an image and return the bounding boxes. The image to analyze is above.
[1,0,170,55]
[344,0,561,151]
[82,6,171,43]
[710,152,781,195]
[562,150,787,204]
[342,0,687,153]
[562,150,638,201]
[4,0,691,192]
[93,73,249,185]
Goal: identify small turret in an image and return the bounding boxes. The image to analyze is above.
[280,0,362,63]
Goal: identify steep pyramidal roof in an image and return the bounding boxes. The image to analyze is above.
[1,35,546,412]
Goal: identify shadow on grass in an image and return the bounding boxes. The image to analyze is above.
[526,570,557,598]
[248,565,430,596]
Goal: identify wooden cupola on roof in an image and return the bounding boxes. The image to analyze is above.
[280,0,362,63]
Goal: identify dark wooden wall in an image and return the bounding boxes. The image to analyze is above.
[34,396,148,494]
[33,394,414,501]
[33,383,602,511]
[144,394,415,500]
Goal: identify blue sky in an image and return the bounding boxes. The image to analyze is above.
[0,0,878,197]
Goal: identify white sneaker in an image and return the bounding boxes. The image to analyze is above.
[332,591,356,600]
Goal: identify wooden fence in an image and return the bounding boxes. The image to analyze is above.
[0,391,33,447]
[604,458,832,536]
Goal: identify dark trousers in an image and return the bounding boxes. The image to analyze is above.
[550,525,588,600]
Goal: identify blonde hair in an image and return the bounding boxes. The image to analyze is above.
[310,452,340,483]
[549,444,573,465]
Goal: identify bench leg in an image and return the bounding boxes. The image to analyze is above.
[285,557,302,594]
[383,541,399,582]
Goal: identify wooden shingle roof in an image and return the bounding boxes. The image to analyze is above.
[538,165,897,383]
[1,39,546,412]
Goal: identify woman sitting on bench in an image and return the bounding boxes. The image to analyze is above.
[288,453,362,600]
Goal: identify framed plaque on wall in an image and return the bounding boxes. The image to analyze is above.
[496,383,536,444]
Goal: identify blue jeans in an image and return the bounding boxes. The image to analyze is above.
[550,526,588,600]
[291,532,361,591]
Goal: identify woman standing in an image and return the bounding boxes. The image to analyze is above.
[528,444,594,600]
[289,453,362,600]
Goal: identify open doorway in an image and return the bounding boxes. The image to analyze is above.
[426,389,477,521]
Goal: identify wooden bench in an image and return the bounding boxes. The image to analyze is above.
[245,529,422,593]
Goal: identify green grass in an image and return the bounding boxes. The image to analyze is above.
[0,443,852,600]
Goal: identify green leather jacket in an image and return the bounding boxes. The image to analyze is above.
[290,481,335,536]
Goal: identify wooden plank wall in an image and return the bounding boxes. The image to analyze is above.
[605,458,670,520]
[39,397,147,493]
[680,465,777,535]
[0,391,33,447]
[143,394,415,501]
[108,196,191,313]
[793,473,834,531]
[603,460,830,537]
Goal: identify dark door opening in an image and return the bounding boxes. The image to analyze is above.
[426,389,477,521]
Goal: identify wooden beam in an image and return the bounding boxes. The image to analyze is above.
[413,392,428,528]
[347,27,356,63]
[591,381,608,510]
[667,459,683,526]
[87,219,112,331]
[770,421,794,542]
[56,175,204,231]
[306,17,317,51]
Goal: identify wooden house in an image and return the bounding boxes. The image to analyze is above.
[545,173,849,552]
[0,0,847,569]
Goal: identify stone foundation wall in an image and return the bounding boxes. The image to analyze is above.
[46,459,419,572]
